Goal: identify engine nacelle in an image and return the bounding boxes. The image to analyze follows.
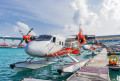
[23,35,38,44]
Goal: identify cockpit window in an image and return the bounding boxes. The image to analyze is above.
[35,35,52,41]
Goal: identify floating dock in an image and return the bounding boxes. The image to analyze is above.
[67,48,110,81]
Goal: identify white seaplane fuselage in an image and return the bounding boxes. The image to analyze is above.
[10,34,91,71]
[10,35,81,71]
[25,35,80,58]
[25,35,66,57]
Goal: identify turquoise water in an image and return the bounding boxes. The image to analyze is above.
[0,48,93,81]
[1,48,120,81]
[109,69,120,81]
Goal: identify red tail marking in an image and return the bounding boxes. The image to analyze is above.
[79,28,83,33]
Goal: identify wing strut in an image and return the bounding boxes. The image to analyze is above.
[67,53,79,62]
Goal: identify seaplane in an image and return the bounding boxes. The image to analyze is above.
[0,27,96,72]
[0,27,120,75]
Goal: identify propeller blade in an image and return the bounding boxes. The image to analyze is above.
[18,40,24,47]
[18,28,33,47]
[19,29,24,36]
[27,28,33,35]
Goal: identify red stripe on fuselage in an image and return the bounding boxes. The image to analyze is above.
[42,47,79,57]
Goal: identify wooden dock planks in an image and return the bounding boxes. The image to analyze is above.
[85,48,108,68]
[67,48,110,81]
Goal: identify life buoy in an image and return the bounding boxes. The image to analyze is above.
[109,55,118,64]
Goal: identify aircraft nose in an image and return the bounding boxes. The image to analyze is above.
[25,41,49,57]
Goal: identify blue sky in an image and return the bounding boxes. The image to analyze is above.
[0,0,104,37]
[0,0,74,44]
[0,0,120,44]
[0,0,73,36]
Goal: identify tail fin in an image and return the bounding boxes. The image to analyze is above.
[79,27,83,33]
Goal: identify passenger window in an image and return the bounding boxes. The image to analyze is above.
[62,42,63,45]
[65,43,68,47]
[53,37,56,43]
[68,43,70,47]
[72,43,74,47]
[59,41,61,45]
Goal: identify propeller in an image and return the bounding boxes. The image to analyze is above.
[18,40,24,47]
[26,28,33,35]
[19,29,24,36]
[18,28,33,47]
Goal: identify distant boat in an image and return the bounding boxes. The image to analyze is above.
[11,46,17,48]
[0,43,8,48]
[0,43,25,48]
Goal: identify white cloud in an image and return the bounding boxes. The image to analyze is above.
[17,22,30,30]
[65,0,120,36]
[3,0,120,37]
[13,21,37,36]
[100,0,120,20]
[71,0,98,25]
[12,0,73,26]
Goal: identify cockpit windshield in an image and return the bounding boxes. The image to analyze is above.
[35,35,52,41]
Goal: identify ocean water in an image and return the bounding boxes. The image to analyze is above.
[1,48,119,81]
[0,48,93,81]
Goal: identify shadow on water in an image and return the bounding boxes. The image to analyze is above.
[10,69,34,81]
[109,69,120,81]
[10,64,72,81]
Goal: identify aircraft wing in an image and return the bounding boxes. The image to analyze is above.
[66,35,95,42]
[0,36,23,40]
[66,34,120,42]
[95,35,120,40]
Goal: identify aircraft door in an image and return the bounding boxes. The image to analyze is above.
[52,37,56,43]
